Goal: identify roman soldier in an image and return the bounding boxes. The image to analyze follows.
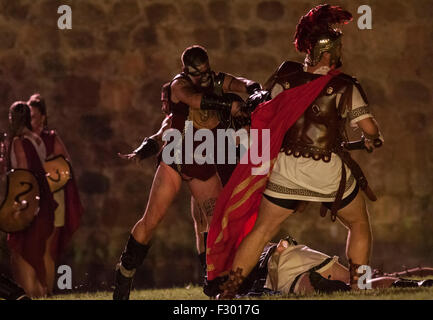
[206,4,384,299]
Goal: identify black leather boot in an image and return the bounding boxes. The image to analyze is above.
[198,232,209,286]
[113,235,150,300]
[309,271,351,293]
[0,274,30,300]
[198,252,207,282]
[392,278,433,288]
[418,279,433,287]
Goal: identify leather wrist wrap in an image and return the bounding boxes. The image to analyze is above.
[246,82,261,95]
[362,132,380,140]
[200,93,232,111]
[134,137,159,160]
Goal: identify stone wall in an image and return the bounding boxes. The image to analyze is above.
[0,0,432,290]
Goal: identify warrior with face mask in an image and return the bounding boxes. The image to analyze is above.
[113,45,262,300]
[207,5,384,299]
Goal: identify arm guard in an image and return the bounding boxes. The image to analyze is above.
[200,93,232,112]
[362,132,383,149]
[213,72,225,96]
[133,137,160,160]
[245,90,271,113]
[246,82,262,95]
[223,93,250,128]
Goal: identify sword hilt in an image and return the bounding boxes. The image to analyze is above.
[342,137,382,152]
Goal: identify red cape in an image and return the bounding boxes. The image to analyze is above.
[40,130,83,261]
[207,70,340,280]
[7,138,58,285]
[8,131,83,285]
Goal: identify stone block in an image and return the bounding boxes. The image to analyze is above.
[56,76,100,110]
[256,1,285,21]
[0,29,16,49]
[0,0,30,21]
[79,114,114,141]
[132,25,158,48]
[245,27,268,47]
[110,0,141,24]
[78,170,110,195]
[145,3,177,25]
[192,27,221,49]
[100,79,136,112]
[65,29,95,50]
[209,0,231,22]
[180,1,206,23]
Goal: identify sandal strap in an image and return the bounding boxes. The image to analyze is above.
[218,268,245,299]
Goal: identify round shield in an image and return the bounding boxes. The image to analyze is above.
[0,169,40,233]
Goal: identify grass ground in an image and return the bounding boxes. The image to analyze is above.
[44,284,433,300]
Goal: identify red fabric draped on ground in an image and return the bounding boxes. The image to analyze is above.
[207,70,340,281]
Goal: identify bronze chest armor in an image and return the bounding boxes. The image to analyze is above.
[270,62,354,162]
[168,72,226,130]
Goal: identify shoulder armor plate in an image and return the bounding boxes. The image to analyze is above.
[336,73,368,105]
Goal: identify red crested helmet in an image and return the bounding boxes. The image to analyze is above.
[294,4,352,67]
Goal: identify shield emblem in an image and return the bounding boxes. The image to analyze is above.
[44,155,72,193]
[0,169,40,232]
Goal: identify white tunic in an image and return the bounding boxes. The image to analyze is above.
[10,132,46,168]
[265,244,339,294]
[263,67,372,202]
[10,131,65,227]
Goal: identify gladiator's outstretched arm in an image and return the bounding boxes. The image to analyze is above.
[118,115,171,161]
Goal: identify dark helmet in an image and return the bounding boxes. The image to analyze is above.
[181,45,209,71]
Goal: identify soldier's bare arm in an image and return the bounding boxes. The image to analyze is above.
[171,78,203,109]
[53,134,71,161]
[172,77,245,117]
[12,138,28,169]
[356,117,383,151]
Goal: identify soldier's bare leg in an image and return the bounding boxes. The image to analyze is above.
[190,197,208,254]
[294,261,351,295]
[229,197,294,281]
[10,251,46,298]
[131,162,182,244]
[187,174,222,226]
[114,162,181,300]
[187,174,222,280]
[190,196,210,284]
[321,261,350,284]
[43,228,60,295]
[336,191,372,288]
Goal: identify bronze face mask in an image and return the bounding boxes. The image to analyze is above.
[187,65,213,88]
